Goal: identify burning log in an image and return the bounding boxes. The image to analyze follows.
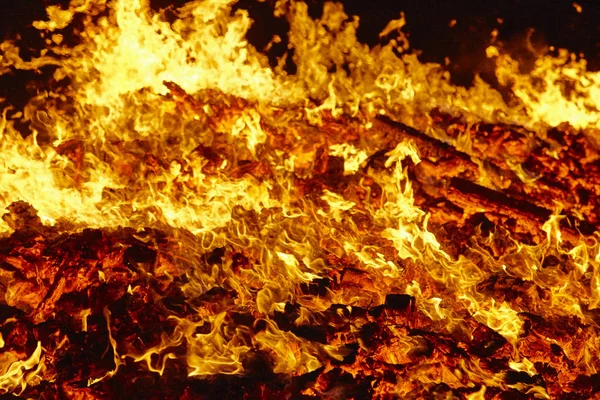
[375,116,598,243]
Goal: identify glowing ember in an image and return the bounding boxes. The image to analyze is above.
[0,0,599,398]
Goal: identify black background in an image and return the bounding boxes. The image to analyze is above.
[0,0,598,88]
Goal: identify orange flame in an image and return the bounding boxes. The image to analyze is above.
[0,0,598,396]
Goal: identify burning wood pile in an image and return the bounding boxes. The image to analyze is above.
[1,0,599,398]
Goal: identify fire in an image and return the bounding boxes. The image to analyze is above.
[0,0,599,397]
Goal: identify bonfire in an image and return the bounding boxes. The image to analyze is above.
[0,0,599,398]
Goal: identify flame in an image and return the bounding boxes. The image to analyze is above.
[490,47,600,130]
[0,342,45,395]
[0,0,599,395]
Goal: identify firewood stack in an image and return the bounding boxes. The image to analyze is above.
[1,80,600,399]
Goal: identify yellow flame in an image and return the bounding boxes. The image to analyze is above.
[0,342,45,395]
[0,0,598,391]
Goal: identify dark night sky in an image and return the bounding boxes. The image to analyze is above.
[237,0,600,85]
[346,0,600,83]
[0,0,598,88]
